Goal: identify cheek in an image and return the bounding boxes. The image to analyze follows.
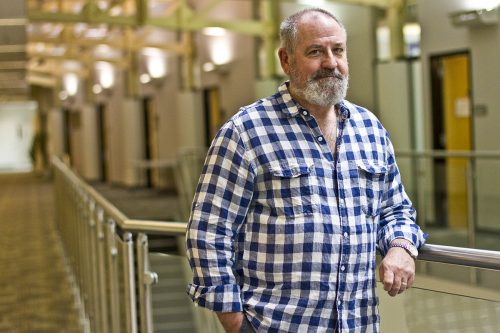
[338,60,349,76]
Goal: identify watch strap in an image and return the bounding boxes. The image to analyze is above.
[390,241,418,259]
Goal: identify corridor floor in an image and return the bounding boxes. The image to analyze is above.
[0,173,83,333]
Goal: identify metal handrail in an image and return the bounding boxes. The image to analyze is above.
[396,149,500,159]
[419,244,500,270]
[52,157,500,270]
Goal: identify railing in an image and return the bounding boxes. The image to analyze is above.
[52,156,500,333]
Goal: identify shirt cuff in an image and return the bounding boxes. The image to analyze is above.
[186,283,243,312]
[378,225,428,257]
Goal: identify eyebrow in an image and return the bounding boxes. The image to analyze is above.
[305,42,345,51]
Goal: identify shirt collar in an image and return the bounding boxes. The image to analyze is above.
[277,81,350,120]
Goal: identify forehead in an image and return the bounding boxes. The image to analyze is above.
[295,12,346,47]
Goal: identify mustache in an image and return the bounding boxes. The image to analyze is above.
[310,69,344,81]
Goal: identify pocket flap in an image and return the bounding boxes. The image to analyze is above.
[356,159,387,174]
[269,162,313,178]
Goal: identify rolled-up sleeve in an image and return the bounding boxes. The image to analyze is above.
[186,120,255,312]
[377,133,427,256]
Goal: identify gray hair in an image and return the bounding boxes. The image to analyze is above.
[279,7,346,53]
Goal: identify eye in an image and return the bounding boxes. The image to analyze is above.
[334,47,345,55]
[308,49,321,56]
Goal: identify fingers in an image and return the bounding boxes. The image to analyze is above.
[380,264,415,297]
[383,276,411,297]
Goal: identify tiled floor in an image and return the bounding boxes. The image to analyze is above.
[0,173,83,333]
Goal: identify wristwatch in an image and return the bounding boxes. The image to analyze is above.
[390,241,418,259]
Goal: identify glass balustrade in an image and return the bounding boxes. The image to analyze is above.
[396,152,500,252]
[379,264,500,332]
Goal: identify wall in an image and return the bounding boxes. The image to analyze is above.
[47,107,64,160]
[79,104,100,180]
[418,0,500,231]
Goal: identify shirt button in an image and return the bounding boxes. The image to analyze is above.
[343,232,348,238]
[341,265,345,271]
[302,110,308,116]
[318,136,324,142]
[338,300,342,306]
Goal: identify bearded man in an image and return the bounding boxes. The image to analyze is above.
[186,7,427,333]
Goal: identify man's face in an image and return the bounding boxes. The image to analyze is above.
[280,13,349,108]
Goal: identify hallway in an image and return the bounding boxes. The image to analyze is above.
[0,173,83,332]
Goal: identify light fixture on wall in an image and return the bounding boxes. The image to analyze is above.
[140,47,168,86]
[450,6,499,27]
[403,22,421,57]
[60,61,82,101]
[94,61,115,93]
[202,61,231,75]
[62,72,79,98]
[202,27,234,76]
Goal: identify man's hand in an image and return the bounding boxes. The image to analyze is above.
[379,240,416,297]
[216,311,244,333]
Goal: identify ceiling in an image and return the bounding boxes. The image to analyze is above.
[0,1,28,101]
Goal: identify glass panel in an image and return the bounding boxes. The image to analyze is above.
[149,252,224,333]
[151,253,500,332]
[379,264,500,332]
[476,159,500,238]
[396,154,500,251]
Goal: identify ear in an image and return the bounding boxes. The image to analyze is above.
[278,48,291,75]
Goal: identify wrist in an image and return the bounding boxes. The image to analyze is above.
[390,239,418,259]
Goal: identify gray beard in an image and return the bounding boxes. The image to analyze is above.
[291,70,349,108]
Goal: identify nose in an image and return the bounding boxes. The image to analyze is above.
[322,50,338,69]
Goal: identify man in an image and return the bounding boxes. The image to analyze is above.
[186,7,427,333]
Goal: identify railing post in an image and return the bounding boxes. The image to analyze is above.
[137,233,157,333]
[122,232,138,333]
[88,199,101,332]
[416,154,427,230]
[106,218,121,333]
[96,208,110,333]
[81,193,93,329]
[466,158,477,249]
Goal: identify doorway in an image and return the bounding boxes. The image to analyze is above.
[203,87,223,146]
[0,102,36,172]
[430,51,473,230]
[96,103,109,182]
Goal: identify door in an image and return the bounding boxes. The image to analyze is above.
[203,87,223,146]
[96,103,109,182]
[430,51,472,230]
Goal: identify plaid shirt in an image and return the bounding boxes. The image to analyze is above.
[186,82,427,333]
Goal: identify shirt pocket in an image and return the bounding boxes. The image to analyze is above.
[266,161,318,217]
[356,159,388,216]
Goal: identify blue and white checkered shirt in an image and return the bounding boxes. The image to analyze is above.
[186,82,427,333]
